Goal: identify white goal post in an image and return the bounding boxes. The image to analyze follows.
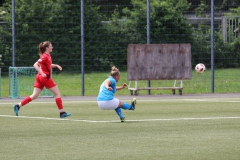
[9,67,52,99]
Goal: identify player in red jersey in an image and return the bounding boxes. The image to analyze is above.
[13,41,72,118]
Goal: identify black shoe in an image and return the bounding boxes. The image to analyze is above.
[60,112,72,118]
[120,117,125,122]
[13,104,20,116]
[131,98,137,110]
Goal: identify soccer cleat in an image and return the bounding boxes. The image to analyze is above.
[60,112,72,118]
[120,117,125,122]
[131,98,137,110]
[13,104,20,116]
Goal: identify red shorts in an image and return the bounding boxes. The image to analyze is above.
[34,74,56,90]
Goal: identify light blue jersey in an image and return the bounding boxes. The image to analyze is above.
[97,76,116,101]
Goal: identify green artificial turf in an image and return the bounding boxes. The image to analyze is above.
[1,97,240,160]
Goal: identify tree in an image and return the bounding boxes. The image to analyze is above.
[0,0,111,72]
[107,0,193,44]
[188,0,240,11]
[0,0,75,71]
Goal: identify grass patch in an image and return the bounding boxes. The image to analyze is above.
[1,68,240,98]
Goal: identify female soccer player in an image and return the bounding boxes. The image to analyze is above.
[13,41,71,118]
[97,66,136,122]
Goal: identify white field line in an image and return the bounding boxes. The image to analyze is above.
[1,99,240,123]
[0,114,240,123]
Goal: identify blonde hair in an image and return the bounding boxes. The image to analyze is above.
[38,41,51,55]
[110,66,120,77]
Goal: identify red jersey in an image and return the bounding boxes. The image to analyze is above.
[37,53,52,79]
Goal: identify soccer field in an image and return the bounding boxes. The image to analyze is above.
[1,94,240,160]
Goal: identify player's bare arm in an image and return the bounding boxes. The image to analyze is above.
[51,64,62,71]
[116,83,127,90]
[33,61,46,77]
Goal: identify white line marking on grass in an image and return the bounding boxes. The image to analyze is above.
[1,115,240,123]
[0,115,120,123]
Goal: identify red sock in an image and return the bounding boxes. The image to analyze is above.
[55,98,63,111]
[21,96,32,106]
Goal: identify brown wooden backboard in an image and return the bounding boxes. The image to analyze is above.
[127,44,192,80]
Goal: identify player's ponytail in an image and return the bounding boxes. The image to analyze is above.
[110,66,120,77]
[38,42,44,55]
[38,41,51,55]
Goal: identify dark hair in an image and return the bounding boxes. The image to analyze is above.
[110,66,120,77]
[38,41,51,55]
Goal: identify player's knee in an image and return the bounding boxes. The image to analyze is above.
[118,101,123,107]
[54,95,61,99]
[30,95,38,100]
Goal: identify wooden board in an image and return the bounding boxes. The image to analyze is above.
[127,44,192,80]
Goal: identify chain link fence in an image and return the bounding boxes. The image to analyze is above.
[0,0,240,97]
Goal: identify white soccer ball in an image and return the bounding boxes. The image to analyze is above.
[195,63,206,74]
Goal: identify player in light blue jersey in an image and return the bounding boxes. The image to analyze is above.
[97,66,136,122]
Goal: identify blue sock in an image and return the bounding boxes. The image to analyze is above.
[121,103,134,110]
[115,108,124,118]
